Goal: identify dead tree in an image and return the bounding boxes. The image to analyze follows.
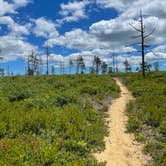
[124,59,131,72]
[60,61,65,74]
[93,56,102,74]
[153,61,159,71]
[129,11,156,77]
[112,53,116,73]
[0,54,4,76]
[111,52,119,73]
[51,66,56,75]
[101,61,108,74]
[27,51,40,76]
[46,45,50,75]
[0,68,4,76]
[39,57,43,75]
[76,56,85,74]
[69,59,73,74]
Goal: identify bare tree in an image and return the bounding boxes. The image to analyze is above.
[39,57,43,75]
[51,65,56,75]
[27,51,40,76]
[153,61,159,71]
[46,45,50,75]
[76,56,85,74]
[124,59,131,72]
[0,68,4,76]
[0,51,4,76]
[101,61,108,74]
[112,53,116,73]
[93,56,102,74]
[129,11,156,77]
[69,59,73,74]
[60,61,65,74]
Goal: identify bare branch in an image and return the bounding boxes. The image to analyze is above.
[125,41,142,47]
[131,35,142,38]
[144,26,156,39]
[145,50,156,55]
[129,23,142,32]
[127,50,141,54]
[144,44,150,48]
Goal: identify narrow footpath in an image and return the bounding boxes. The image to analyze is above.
[95,78,150,166]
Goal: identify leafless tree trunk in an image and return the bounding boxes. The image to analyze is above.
[46,45,50,75]
[129,11,156,77]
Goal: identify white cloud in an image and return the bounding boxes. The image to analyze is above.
[58,0,90,24]
[0,0,15,16]
[96,0,166,19]
[0,35,36,61]
[0,16,31,36]
[46,28,111,50]
[0,0,31,16]
[33,17,59,39]
[96,0,135,11]
[13,0,32,8]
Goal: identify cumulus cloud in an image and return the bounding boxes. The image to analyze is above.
[1,0,166,69]
[46,28,110,50]
[32,17,59,39]
[0,16,31,36]
[96,0,166,19]
[96,0,135,11]
[58,0,90,24]
[0,0,31,16]
[0,35,36,61]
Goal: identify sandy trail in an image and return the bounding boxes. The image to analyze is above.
[95,78,150,166]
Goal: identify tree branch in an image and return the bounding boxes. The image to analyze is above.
[144,26,156,39]
[129,23,142,32]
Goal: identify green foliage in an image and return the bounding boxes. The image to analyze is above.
[121,72,166,166]
[0,74,119,165]
[127,117,141,132]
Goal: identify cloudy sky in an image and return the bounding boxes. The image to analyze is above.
[0,0,166,74]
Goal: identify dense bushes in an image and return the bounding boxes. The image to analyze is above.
[0,74,119,165]
[121,72,166,166]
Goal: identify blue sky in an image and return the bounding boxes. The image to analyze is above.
[0,0,166,75]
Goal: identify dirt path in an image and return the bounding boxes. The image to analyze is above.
[95,78,150,166]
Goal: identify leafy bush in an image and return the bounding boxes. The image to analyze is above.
[121,72,166,165]
[0,74,119,165]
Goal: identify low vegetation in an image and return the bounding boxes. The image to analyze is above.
[119,72,166,166]
[0,74,120,165]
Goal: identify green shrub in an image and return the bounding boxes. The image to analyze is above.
[122,72,166,166]
[0,74,118,165]
[127,117,141,132]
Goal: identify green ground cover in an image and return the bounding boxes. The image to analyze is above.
[120,72,166,166]
[0,74,120,166]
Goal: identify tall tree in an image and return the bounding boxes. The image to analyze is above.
[76,56,85,74]
[93,56,101,74]
[129,11,156,77]
[153,61,159,71]
[60,61,65,74]
[124,59,131,72]
[69,59,73,74]
[108,67,113,74]
[46,45,50,75]
[101,61,108,74]
[51,66,56,75]
[27,51,40,76]
[136,62,152,73]
[0,51,4,76]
